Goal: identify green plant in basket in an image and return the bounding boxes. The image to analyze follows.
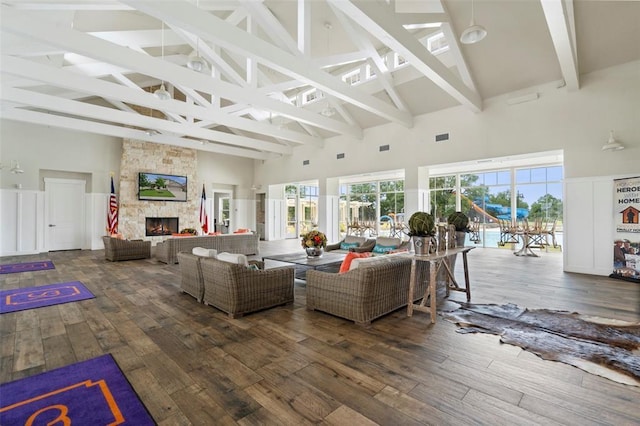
[408,212,436,237]
[447,211,470,232]
[301,230,327,249]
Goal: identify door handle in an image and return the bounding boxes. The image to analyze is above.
[49,224,56,227]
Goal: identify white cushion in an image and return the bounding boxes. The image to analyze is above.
[192,247,217,257]
[216,252,249,266]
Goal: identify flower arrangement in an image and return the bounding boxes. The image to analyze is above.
[180,228,197,236]
[301,230,327,249]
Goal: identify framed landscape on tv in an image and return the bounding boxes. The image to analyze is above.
[138,172,187,202]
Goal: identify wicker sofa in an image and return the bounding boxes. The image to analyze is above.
[306,254,428,325]
[325,236,409,255]
[102,236,151,261]
[155,233,259,264]
[200,257,294,318]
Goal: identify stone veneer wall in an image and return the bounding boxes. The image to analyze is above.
[118,139,200,241]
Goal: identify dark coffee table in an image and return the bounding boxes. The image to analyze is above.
[262,252,346,280]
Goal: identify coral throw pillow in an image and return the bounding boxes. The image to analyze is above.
[339,252,371,274]
[233,228,250,234]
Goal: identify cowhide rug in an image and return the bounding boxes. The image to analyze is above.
[441,302,640,386]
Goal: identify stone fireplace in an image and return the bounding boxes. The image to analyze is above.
[118,139,200,241]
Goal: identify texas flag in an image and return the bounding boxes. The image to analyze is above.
[199,184,208,234]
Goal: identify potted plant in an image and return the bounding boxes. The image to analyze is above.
[447,211,469,247]
[301,230,327,257]
[408,211,436,255]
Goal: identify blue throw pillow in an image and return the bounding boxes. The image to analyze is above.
[372,244,397,254]
[340,242,360,250]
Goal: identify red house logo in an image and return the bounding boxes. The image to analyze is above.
[620,206,640,224]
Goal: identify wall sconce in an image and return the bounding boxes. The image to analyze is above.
[601,130,625,151]
[10,160,24,174]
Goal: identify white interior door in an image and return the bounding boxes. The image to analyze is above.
[45,178,85,251]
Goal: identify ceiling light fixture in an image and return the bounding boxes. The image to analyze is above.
[601,130,625,151]
[10,160,24,174]
[154,21,171,100]
[460,0,487,45]
[187,0,208,72]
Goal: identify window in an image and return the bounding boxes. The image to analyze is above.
[426,32,449,55]
[342,69,362,86]
[339,179,405,238]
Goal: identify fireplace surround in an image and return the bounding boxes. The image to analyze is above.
[146,217,178,236]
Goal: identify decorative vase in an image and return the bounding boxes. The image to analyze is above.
[306,247,324,257]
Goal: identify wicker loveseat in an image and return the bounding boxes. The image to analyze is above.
[102,236,151,261]
[325,235,376,254]
[306,254,428,325]
[200,257,294,318]
[155,233,259,264]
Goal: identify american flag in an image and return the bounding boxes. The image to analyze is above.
[107,176,118,234]
[200,184,208,234]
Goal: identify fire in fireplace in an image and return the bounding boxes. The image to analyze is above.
[145,217,178,236]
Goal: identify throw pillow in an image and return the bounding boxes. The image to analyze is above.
[247,264,260,271]
[208,231,222,236]
[340,241,360,250]
[339,252,371,273]
[372,244,397,254]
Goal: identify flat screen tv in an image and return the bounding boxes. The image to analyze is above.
[138,172,187,202]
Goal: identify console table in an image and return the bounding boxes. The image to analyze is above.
[407,246,475,323]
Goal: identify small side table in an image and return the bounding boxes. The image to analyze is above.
[407,246,474,324]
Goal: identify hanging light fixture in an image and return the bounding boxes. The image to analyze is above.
[186,1,208,72]
[154,21,171,100]
[187,38,208,72]
[460,0,487,45]
[10,160,24,174]
[601,130,625,151]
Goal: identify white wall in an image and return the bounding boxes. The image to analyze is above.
[0,123,254,256]
[253,61,640,276]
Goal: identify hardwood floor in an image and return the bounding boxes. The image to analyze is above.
[1,241,639,425]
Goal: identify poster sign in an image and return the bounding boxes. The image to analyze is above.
[611,176,640,282]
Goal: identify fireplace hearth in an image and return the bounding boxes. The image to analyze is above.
[146,217,178,236]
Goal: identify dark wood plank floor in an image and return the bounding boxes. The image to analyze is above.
[1,241,639,425]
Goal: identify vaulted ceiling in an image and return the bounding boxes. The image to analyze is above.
[1,1,639,160]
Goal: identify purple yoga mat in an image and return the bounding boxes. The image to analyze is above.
[0,281,95,314]
[0,353,155,424]
[0,260,55,274]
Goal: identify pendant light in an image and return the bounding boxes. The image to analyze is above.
[187,0,208,72]
[154,21,171,100]
[187,37,208,72]
[460,0,487,45]
[601,130,625,151]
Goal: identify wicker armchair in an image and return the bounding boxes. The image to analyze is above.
[306,255,428,325]
[177,252,206,302]
[200,257,294,318]
[102,236,151,261]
